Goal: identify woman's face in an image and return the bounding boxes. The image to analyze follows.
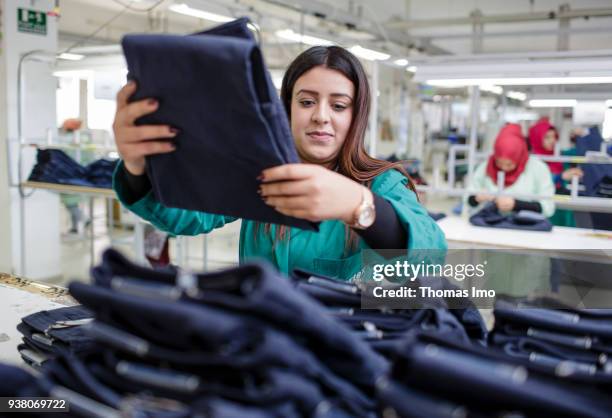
[495,157,517,172]
[542,129,557,151]
[290,65,354,165]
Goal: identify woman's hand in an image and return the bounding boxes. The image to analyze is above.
[259,164,368,223]
[113,81,178,175]
[495,196,515,212]
[561,167,584,181]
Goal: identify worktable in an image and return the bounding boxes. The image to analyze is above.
[0,274,74,365]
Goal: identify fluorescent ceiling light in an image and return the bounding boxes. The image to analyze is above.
[169,3,232,23]
[528,99,577,108]
[57,52,85,61]
[349,45,390,61]
[479,84,503,95]
[52,70,93,78]
[506,91,527,101]
[275,29,333,46]
[426,77,612,87]
[393,59,409,66]
[406,66,417,73]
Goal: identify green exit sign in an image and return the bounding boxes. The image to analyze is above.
[17,8,47,36]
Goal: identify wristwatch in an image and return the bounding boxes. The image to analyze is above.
[349,186,376,230]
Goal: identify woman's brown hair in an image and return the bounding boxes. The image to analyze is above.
[261,45,415,250]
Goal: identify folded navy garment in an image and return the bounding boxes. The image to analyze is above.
[391,332,612,418]
[470,203,553,232]
[84,159,118,188]
[91,249,389,389]
[489,334,612,383]
[28,148,118,189]
[494,299,612,340]
[122,18,317,230]
[375,376,470,418]
[17,305,95,356]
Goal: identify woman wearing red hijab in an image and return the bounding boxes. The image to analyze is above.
[528,117,563,174]
[529,117,584,226]
[467,123,555,216]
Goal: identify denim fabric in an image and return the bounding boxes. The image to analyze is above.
[582,166,612,230]
[42,353,221,418]
[576,126,606,156]
[581,164,612,197]
[99,354,336,418]
[291,267,487,344]
[490,298,612,385]
[28,148,86,183]
[122,18,317,230]
[489,334,612,384]
[494,299,612,340]
[18,305,95,356]
[470,202,553,231]
[28,148,117,188]
[91,249,389,389]
[44,352,295,418]
[0,362,108,418]
[291,268,362,307]
[375,376,470,418]
[391,332,612,418]
[70,280,375,416]
[85,159,118,188]
[0,362,48,397]
[88,319,372,416]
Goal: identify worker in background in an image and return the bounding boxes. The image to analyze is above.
[110,46,447,280]
[529,117,583,227]
[59,118,88,234]
[467,123,555,217]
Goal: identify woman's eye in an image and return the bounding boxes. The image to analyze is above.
[333,103,347,111]
[300,100,315,107]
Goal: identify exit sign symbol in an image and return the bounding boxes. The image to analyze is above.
[17,8,47,36]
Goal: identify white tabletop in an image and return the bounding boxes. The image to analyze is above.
[437,216,612,252]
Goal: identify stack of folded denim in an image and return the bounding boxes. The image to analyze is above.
[84,159,118,188]
[377,331,612,418]
[20,248,390,417]
[489,298,612,385]
[16,305,95,369]
[28,148,118,188]
[470,202,553,232]
[290,269,488,357]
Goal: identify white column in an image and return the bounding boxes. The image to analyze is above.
[0,0,61,278]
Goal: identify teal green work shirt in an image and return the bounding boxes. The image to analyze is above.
[113,162,447,280]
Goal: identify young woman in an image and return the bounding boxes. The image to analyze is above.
[112,46,446,281]
[529,117,583,226]
[467,123,555,217]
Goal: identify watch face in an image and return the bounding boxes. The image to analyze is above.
[358,206,375,227]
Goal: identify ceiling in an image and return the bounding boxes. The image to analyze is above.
[58,0,612,61]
